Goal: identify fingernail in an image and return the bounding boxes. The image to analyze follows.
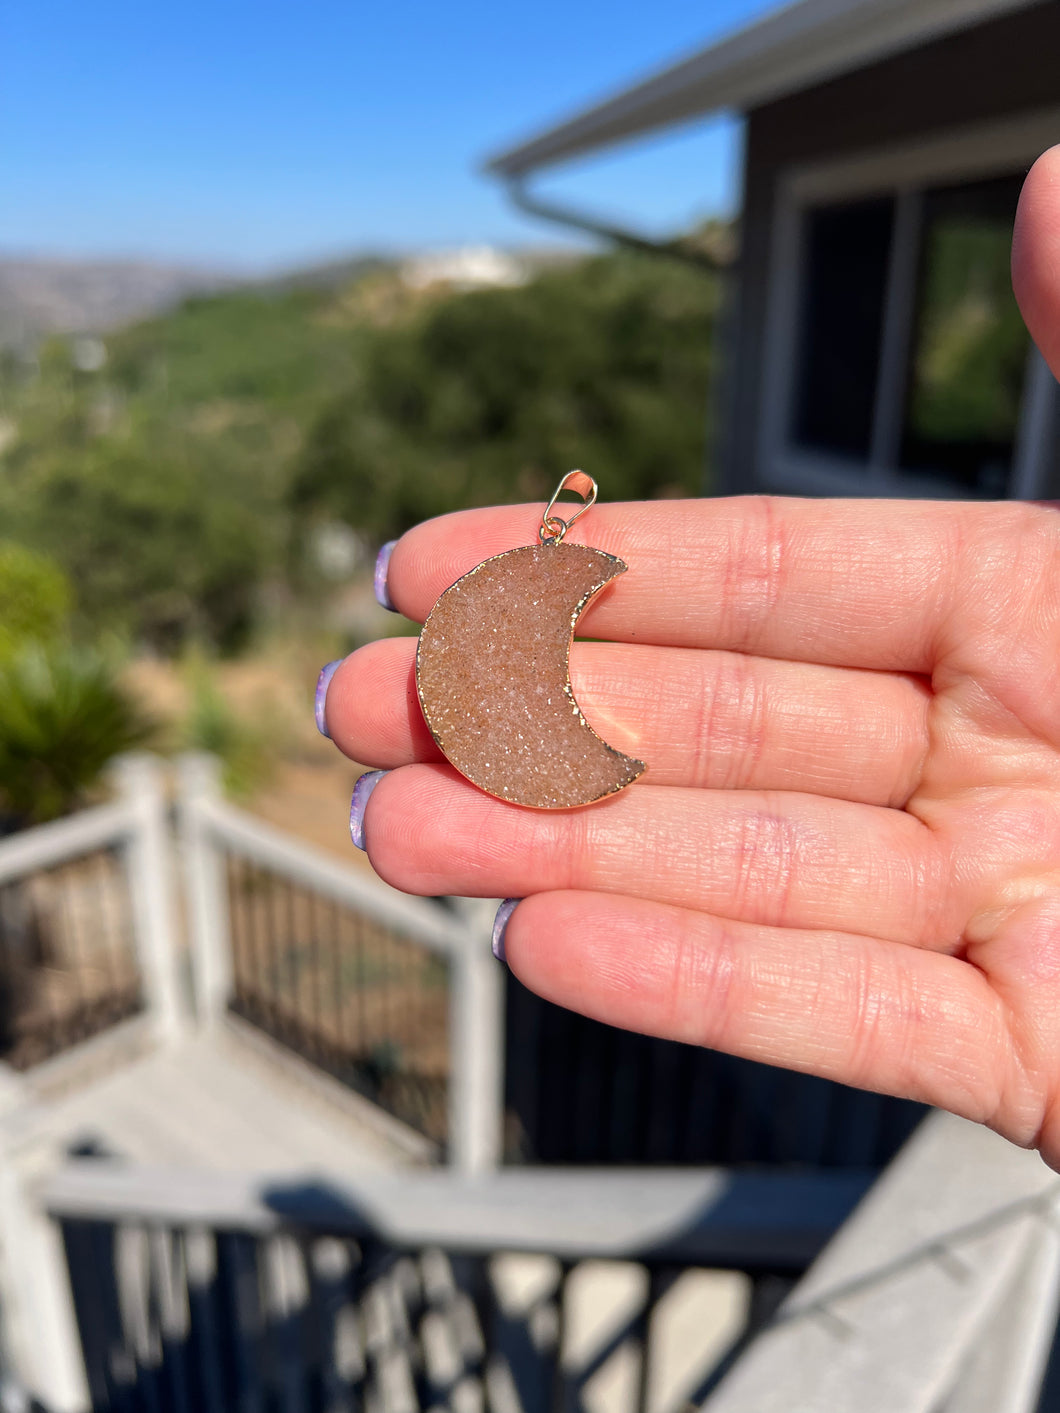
[349,770,388,851]
[492,898,520,963]
[314,659,343,739]
[374,540,398,612]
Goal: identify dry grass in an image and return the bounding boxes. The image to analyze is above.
[124,641,377,863]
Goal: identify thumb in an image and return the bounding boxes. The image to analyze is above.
[1013,144,1060,379]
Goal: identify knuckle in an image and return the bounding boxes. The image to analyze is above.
[730,806,801,923]
[721,496,791,651]
[696,653,770,790]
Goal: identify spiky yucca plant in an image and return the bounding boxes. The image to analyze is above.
[0,646,154,827]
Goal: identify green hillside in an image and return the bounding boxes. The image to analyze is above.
[0,252,718,653]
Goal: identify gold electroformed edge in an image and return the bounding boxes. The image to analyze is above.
[415,540,647,810]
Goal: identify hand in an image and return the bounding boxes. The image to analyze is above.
[323,146,1060,1170]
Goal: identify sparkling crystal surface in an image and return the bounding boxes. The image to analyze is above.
[416,541,645,809]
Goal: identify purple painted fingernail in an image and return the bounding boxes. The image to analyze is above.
[349,770,387,851]
[374,540,398,612]
[314,659,343,739]
[492,899,520,963]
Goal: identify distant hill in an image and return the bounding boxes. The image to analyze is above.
[0,257,241,348]
[0,247,582,350]
[249,253,394,294]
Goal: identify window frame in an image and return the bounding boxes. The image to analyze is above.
[758,106,1060,500]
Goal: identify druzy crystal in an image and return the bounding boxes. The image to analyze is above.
[416,541,645,810]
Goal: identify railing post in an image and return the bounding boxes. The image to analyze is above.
[112,753,185,1041]
[176,753,232,1027]
[0,1160,89,1413]
[449,899,505,1174]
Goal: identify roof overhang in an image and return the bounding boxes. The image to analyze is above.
[485,0,1043,179]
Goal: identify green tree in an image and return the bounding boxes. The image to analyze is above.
[1,427,281,651]
[290,252,718,544]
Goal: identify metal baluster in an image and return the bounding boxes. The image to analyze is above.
[93,848,131,1027]
[242,859,266,1027]
[31,865,67,1062]
[60,1218,131,1413]
[215,1232,267,1413]
[260,865,284,1040]
[548,1263,573,1413]
[354,912,369,1099]
[151,1225,192,1413]
[308,889,327,1068]
[260,869,281,1041]
[0,883,23,1062]
[185,1228,228,1413]
[52,860,93,1050]
[632,1266,677,1413]
[304,1236,357,1413]
[119,1222,163,1413]
[328,898,346,1084]
[264,1232,310,1413]
[453,1252,491,1411]
[225,854,250,1020]
[282,878,302,1057]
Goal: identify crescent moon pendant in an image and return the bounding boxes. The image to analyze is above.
[416,541,646,809]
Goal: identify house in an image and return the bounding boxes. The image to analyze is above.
[486,0,1060,502]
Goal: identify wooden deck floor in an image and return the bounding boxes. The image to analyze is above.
[4,1013,433,1174]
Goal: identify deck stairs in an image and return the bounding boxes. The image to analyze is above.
[1,754,1060,1411]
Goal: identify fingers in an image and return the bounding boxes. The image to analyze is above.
[326,637,440,766]
[502,891,1015,1129]
[381,495,1023,672]
[328,637,931,806]
[1014,145,1060,379]
[362,764,953,946]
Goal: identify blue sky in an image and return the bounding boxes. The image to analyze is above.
[3,0,779,270]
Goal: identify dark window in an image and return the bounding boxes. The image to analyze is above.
[791,197,895,459]
[900,175,1029,494]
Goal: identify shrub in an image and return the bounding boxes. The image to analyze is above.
[0,543,71,657]
[0,645,154,826]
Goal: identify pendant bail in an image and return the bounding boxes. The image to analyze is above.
[538,470,598,545]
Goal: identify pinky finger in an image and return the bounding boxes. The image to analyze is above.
[502,892,1018,1136]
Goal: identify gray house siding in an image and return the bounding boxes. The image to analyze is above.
[722,0,1060,497]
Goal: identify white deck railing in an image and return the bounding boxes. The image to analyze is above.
[176,753,505,1174]
[0,753,505,1173]
[701,1111,1060,1413]
[42,1112,1060,1413]
[44,1156,873,1413]
[0,753,183,1050]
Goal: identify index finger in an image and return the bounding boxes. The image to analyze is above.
[383,495,1039,672]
